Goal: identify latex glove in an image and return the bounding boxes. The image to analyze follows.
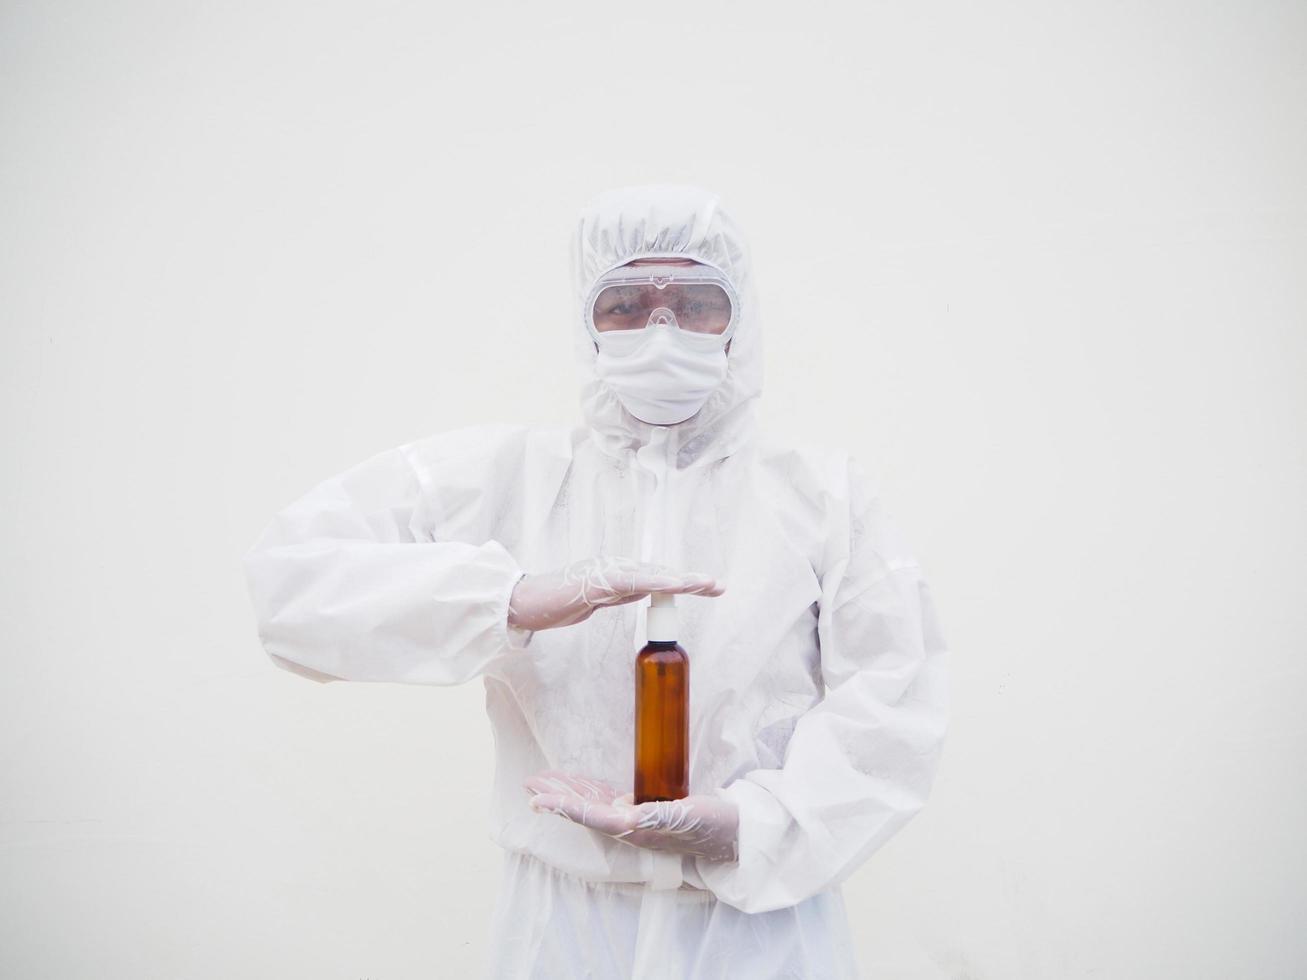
[507,557,725,633]
[525,770,739,863]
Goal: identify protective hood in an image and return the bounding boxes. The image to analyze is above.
[569,184,764,468]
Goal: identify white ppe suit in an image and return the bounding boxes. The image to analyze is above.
[242,184,950,978]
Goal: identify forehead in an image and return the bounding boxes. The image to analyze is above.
[587,256,733,297]
[626,256,707,266]
[620,257,721,276]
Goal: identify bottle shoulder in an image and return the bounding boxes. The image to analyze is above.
[637,642,687,661]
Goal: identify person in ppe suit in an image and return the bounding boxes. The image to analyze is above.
[242,183,949,979]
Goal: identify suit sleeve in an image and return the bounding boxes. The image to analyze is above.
[241,442,535,686]
[695,456,950,912]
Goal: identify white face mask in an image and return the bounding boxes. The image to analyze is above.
[594,323,729,426]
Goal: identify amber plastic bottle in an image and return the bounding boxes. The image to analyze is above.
[634,593,689,804]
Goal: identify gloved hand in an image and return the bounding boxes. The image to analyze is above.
[507,557,725,633]
[525,770,739,863]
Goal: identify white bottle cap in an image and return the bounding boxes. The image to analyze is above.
[647,592,677,642]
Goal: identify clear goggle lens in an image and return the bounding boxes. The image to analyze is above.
[592,282,734,335]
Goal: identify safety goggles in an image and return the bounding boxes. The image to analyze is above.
[583,261,740,350]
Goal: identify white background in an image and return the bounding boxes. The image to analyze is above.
[3,1,1304,977]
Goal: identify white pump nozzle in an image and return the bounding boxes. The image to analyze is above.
[647,592,678,641]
